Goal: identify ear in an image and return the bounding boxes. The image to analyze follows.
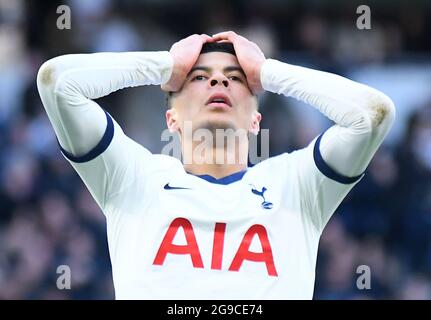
[166,109,179,133]
[249,110,262,135]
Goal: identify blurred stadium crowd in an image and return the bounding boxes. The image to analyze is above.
[1,0,431,299]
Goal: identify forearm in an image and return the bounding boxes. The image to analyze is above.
[37,51,173,156]
[38,51,173,98]
[261,59,395,177]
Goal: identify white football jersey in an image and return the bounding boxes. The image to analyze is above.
[60,111,362,300]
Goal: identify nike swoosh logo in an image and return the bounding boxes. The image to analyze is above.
[164,183,191,190]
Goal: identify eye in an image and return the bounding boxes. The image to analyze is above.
[228,75,243,82]
[192,75,207,81]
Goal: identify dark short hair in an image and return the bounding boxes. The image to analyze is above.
[166,42,237,108]
[200,42,236,56]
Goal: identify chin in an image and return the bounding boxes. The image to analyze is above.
[196,117,237,132]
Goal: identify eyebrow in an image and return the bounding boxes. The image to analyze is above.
[187,65,246,78]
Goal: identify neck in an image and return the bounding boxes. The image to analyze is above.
[182,137,249,179]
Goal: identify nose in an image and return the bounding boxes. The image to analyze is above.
[209,74,229,88]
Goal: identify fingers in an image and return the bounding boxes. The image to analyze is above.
[184,32,245,44]
[182,34,213,44]
[212,31,238,42]
[187,33,213,44]
[200,34,214,43]
[212,31,248,40]
[212,31,251,47]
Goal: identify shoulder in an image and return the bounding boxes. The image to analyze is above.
[249,148,308,171]
[139,151,184,173]
[246,142,316,180]
[247,152,292,178]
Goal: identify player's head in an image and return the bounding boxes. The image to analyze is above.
[165,42,261,139]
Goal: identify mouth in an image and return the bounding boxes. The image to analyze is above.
[205,93,232,108]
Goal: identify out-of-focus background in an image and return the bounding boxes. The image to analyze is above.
[0,0,431,299]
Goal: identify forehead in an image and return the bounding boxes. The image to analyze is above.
[193,51,240,69]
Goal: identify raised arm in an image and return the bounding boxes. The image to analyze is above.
[261,60,395,231]
[36,34,214,210]
[36,51,174,209]
[260,59,395,179]
[212,31,395,231]
[213,31,395,179]
[37,51,173,156]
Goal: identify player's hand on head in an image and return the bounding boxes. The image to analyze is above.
[212,31,266,94]
[162,34,214,93]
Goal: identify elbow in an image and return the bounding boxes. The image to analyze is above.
[37,59,58,89]
[37,56,71,93]
[366,91,396,129]
[350,92,396,135]
[37,56,82,110]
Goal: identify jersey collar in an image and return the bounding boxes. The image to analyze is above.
[188,169,247,185]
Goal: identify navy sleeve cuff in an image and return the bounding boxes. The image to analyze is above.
[58,110,114,163]
[313,132,364,184]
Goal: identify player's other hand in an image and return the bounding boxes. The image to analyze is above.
[212,31,266,94]
[162,34,214,92]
